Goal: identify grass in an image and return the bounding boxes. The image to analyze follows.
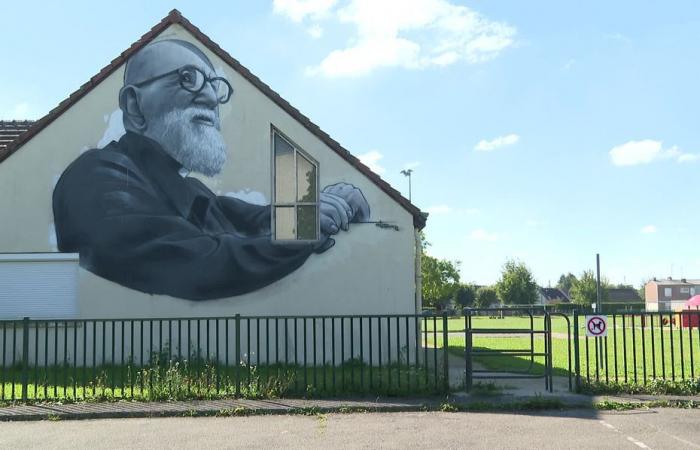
[0,358,444,403]
[581,378,700,395]
[425,314,700,386]
[423,316,572,335]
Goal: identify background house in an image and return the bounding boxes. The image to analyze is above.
[605,287,644,311]
[645,277,700,311]
[536,287,570,305]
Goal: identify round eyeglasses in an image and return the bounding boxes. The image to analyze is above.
[133,65,233,104]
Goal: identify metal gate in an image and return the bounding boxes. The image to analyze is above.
[462,308,563,392]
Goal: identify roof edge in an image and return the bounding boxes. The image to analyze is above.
[0,9,426,229]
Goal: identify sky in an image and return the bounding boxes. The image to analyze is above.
[2,0,699,288]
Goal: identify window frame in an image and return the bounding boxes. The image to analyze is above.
[270,126,320,243]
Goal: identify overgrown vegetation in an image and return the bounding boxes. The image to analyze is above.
[582,378,700,396]
[0,351,443,404]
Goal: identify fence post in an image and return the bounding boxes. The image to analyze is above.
[235,314,241,398]
[573,311,581,392]
[442,312,449,393]
[465,312,472,392]
[21,317,29,401]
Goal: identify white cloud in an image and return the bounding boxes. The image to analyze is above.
[277,0,515,77]
[307,24,324,38]
[641,225,657,234]
[474,133,520,152]
[678,153,700,163]
[426,204,451,215]
[469,228,499,242]
[273,0,338,22]
[609,139,699,166]
[357,150,385,174]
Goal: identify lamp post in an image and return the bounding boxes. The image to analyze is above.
[400,169,413,201]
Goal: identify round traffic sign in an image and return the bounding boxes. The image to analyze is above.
[587,316,606,336]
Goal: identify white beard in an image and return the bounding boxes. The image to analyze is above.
[147,108,227,177]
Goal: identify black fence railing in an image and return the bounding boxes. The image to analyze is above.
[573,310,700,389]
[0,314,448,402]
[2,309,700,402]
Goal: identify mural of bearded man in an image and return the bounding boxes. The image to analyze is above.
[52,39,369,300]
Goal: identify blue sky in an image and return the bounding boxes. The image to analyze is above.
[2,1,699,287]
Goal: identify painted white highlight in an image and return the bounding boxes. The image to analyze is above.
[280,0,515,77]
[225,189,269,206]
[357,150,386,175]
[474,133,520,152]
[641,225,657,234]
[49,223,58,251]
[608,139,699,166]
[97,109,126,149]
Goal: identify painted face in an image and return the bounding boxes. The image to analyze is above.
[133,43,228,176]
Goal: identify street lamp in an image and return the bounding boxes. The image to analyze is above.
[400,169,413,201]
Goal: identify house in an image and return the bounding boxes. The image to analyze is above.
[0,10,425,321]
[645,277,700,311]
[536,287,569,305]
[605,288,643,311]
[0,120,33,153]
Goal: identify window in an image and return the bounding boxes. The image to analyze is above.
[664,287,672,298]
[681,287,690,294]
[272,130,318,241]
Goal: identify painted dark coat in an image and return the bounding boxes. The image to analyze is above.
[53,132,315,300]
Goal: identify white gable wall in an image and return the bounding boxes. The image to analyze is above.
[0,24,418,319]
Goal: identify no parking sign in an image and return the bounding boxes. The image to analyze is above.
[585,315,608,337]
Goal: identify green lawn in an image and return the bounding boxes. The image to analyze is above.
[439,325,700,384]
[422,315,573,335]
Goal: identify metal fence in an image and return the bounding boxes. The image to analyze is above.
[2,309,699,402]
[573,310,700,388]
[0,314,449,402]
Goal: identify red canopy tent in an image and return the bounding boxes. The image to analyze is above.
[682,295,700,328]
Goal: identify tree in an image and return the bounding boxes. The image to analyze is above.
[452,284,476,308]
[421,254,461,308]
[419,234,461,308]
[495,260,538,305]
[475,286,498,308]
[556,273,578,294]
[569,270,609,306]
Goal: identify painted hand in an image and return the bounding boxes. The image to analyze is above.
[322,183,370,223]
[320,192,352,233]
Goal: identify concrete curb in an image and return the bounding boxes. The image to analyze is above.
[0,393,697,421]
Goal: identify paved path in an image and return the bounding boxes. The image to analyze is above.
[1,409,698,449]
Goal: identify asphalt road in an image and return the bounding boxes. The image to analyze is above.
[1,408,699,449]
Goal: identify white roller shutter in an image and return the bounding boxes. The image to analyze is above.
[0,253,78,319]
